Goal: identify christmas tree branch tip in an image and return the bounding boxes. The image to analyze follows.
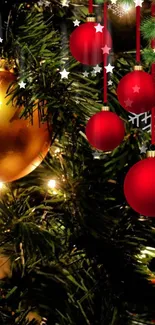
[141,17,155,41]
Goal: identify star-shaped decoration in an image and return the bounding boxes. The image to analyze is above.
[73,19,80,27]
[132,85,140,93]
[38,0,50,6]
[75,100,80,104]
[44,0,50,6]
[140,144,147,154]
[93,151,101,159]
[124,98,133,107]
[38,0,43,5]
[0,38,3,43]
[101,45,111,54]
[107,4,112,9]
[83,71,89,78]
[61,0,70,7]
[111,0,117,4]
[94,23,104,33]
[18,81,26,89]
[91,70,97,77]
[93,65,102,73]
[134,0,144,7]
[59,69,70,79]
[108,80,113,86]
[104,63,114,73]
[28,77,33,83]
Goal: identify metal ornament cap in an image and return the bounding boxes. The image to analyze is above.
[101,106,110,111]
[86,16,96,22]
[146,150,155,158]
[134,65,143,71]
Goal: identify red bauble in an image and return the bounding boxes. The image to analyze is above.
[86,111,125,151]
[70,21,112,66]
[117,69,155,114]
[124,157,155,217]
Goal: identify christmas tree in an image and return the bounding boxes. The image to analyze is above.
[0,0,155,324]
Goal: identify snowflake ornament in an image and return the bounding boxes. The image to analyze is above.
[128,112,151,132]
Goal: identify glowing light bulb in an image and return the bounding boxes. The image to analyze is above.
[48,179,56,189]
[121,3,132,12]
[0,182,4,189]
[55,148,61,153]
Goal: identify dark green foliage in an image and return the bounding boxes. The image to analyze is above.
[141,17,155,41]
[0,1,154,325]
[142,48,155,65]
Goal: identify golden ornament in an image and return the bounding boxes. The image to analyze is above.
[0,64,51,182]
[0,255,12,279]
[26,311,42,324]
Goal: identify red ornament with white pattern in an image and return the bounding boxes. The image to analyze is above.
[117,66,155,114]
[70,16,112,66]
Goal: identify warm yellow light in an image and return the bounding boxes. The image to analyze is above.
[0,182,4,189]
[48,179,56,189]
[121,3,132,12]
[55,148,61,153]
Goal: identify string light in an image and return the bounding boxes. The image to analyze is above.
[55,148,61,153]
[53,147,61,157]
[48,179,56,189]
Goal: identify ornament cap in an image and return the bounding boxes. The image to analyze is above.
[86,16,96,22]
[134,65,143,71]
[101,106,110,111]
[146,150,155,158]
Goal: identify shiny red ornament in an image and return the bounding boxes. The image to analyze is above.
[124,157,155,217]
[70,21,112,66]
[85,111,125,151]
[117,69,155,114]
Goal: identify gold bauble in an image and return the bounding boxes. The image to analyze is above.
[108,5,136,31]
[0,255,12,279]
[26,311,42,324]
[108,2,149,32]
[0,67,51,182]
